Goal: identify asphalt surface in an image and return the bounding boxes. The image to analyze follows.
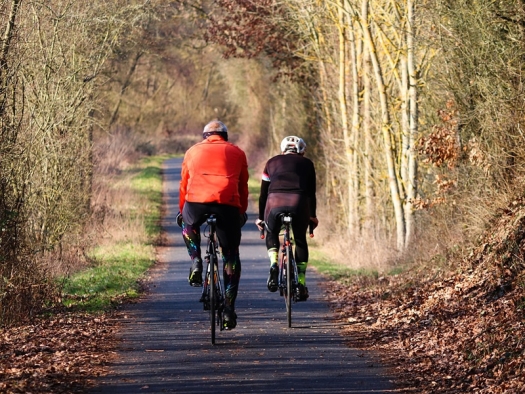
[90,157,396,393]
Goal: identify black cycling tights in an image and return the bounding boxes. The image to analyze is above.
[264,193,310,263]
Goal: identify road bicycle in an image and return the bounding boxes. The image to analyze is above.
[199,214,225,344]
[260,214,313,328]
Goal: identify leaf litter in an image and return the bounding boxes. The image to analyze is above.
[0,311,119,393]
[324,196,525,393]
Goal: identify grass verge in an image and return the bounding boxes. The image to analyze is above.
[61,155,171,312]
[308,250,379,284]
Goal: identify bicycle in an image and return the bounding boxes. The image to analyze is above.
[199,214,225,344]
[259,214,313,328]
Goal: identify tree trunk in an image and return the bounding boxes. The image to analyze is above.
[348,1,362,238]
[0,0,22,116]
[109,51,143,128]
[318,60,336,201]
[405,0,418,247]
[337,2,355,235]
[360,0,406,250]
[363,42,374,238]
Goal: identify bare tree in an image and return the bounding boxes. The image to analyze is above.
[0,0,162,325]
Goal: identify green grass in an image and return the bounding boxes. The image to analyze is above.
[129,156,169,236]
[61,243,154,311]
[308,250,379,282]
[61,155,170,312]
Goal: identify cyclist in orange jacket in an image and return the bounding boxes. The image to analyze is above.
[255,136,318,301]
[178,120,249,329]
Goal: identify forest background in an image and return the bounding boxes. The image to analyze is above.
[1,0,524,323]
[1,0,525,391]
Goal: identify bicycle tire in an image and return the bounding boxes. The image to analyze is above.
[285,242,292,328]
[214,256,223,332]
[217,285,223,332]
[209,249,216,344]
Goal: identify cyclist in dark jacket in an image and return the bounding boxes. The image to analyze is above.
[255,136,318,301]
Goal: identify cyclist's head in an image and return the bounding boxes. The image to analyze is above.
[280,136,306,155]
[203,120,228,141]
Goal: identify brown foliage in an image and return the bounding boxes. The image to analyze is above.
[324,194,525,393]
[0,311,118,393]
[418,103,460,170]
[413,102,461,211]
[206,0,304,78]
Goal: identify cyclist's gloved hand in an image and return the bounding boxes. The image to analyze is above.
[309,217,319,230]
[255,218,264,231]
[176,212,183,228]
[239,212,248,227]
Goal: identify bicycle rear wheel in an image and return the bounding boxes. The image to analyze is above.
[285,244,292,328]
[209,252,217,344]
[215,259,224,332]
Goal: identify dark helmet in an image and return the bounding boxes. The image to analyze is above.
[203,120,228,141]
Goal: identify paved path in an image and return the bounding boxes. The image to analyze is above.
[91,157,396,393]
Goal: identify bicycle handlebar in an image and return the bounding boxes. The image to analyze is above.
[259,222,265,239]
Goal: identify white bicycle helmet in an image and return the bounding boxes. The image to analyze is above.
[280,136,306,154]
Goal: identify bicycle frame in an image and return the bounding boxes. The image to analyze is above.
[200,215,225,344]
[259,213,313,327]
[278,214,299,328]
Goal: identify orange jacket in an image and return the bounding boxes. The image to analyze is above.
[179,135,249,213]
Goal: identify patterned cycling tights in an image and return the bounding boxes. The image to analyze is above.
[182,224,241,308]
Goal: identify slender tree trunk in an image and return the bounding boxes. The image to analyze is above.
[348,2,362,238]
[109,51,143,128]
[363,42,374,238]
[0,0,22,76]
[400,55,409,193]
[318,61,335,201]
[405,0,418,247]
[361,0,405,250]
[270,107,277,153]
[0,0,22,117]
[337,2,355,235]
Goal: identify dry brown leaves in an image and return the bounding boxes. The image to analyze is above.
[0,311,119,393]
[324,197,525,393]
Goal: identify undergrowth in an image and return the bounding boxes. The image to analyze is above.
[60,155,169,312]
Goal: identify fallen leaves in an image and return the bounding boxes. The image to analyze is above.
[323,195,525,393]
[0,311,119,393]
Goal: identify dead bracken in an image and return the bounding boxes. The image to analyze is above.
[324,195,525,393]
